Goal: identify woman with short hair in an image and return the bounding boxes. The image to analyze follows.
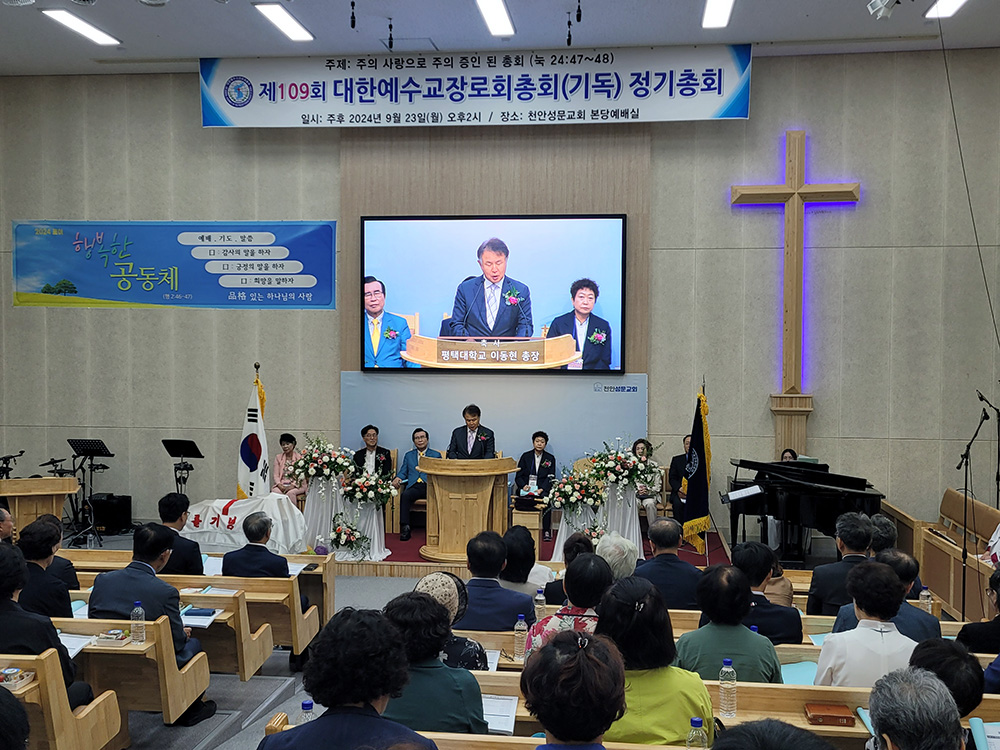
[525,553,612,658]
[413,571,488,671]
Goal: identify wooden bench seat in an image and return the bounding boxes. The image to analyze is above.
[1,648,121,750]
[52,615,210,748]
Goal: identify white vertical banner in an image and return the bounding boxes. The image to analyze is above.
[237,371,270,499]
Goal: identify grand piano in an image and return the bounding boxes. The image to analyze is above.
[727,458,884,560]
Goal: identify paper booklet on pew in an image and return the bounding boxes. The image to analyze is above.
[482,694,517,735]
[181,607,223,629]
[203,557,224,576]
[485,650,500,672]
[57,633,96,658]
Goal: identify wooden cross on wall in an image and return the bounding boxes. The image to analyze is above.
[731,130,860,396]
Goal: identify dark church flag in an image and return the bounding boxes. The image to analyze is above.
[682,391,711,553]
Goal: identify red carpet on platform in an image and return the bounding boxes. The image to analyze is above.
[382,528,730,566]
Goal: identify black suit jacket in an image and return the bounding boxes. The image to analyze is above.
[49,555,80,590]
[89,561,187,656]
[161,528,204,576]
[543,579,566,605]
[633,553,701,610]
[446,426,496,460]
[222,543,290,578]
[515,450,556,496]
[353,446,394,479]
[0,599,76,687]
[957,616,1000,655]
[741,592,803,645]
[806,554,868,615]
[545,311,612,370]
[18,561,73,618]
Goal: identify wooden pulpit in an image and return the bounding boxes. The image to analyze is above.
[418,457,517,563]
[0,477,79,541]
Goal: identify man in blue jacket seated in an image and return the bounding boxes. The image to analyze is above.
[223,512,290,577]
[726,541,803,645]
[392,428,442,542]
[545,277,612,370]
[634,519,701,610]
[831,548,941,643]
[89,523,216,726]
[453,531,536,631]
[256,608,437,750]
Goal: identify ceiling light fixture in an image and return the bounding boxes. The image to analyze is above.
[867,0,898,19]
[702,0,735,28]
[136,0,170,5]
[475,0,514,37]
[42,9,120,45]
[2,0,36,6]
[925,0,971,18]
[70,0,97,6]
[253,3,314,41]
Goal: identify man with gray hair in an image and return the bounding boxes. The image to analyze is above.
[634,518,700,609]
[222,512,290,577]
[869,667,962,750]
[0,507,14,544]
[807,512,872,615]
[595,531,640,581]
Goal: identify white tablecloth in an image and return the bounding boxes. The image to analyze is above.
[302,479,339,551]
[600,482,643,557]
[550,504,599,562]
[309,478,390,562]
[183,493,306,554]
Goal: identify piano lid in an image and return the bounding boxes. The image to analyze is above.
[730,457,883,497]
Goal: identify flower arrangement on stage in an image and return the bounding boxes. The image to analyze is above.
[342,470,397,510]
[330,513,370,558]
[581,523,606,545]
[543,472,604,513]
[588,443,646,488]
[288,435,356,485]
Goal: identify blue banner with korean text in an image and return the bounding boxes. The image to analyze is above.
[12,221,335,309]
[200,45,751,128]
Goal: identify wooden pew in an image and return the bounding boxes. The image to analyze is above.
[52,615,210,748]
[1,648,121,750]
[76,569,318,655]
[61,548,336,629]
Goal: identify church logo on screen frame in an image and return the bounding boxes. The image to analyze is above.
[224,76,253,108]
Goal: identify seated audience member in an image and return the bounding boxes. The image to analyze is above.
[392,427,442,542]
[596,530,641,582]
[763,556,793,607]
[256,608,437,750]
[353,424,393,479]
[499,525,554,596]
[807,511,873,615]
[958,568,1000,655]
[632,438,663,527]
[595,576,714,745]
[676,565,783,683]
[36,514,78,590]
[526,553,612,658]
[446,404,496,460]
[381,592,488,734]
[545,532,593,604]
[815,561,916,687]
[712,719,836,750]
[909,639,985,728]
[513,431,557,541]
[15,520,72,618]
[870,513,923,598]
[0,544,93,710]
[869,667,963,750]
[413,571,488,671]
[0,686,30,750]
[780,447,798,462]
[453,531,536,630]
[633,518,700,609]
[223,512,290,577]
[157,492,204,576]
[728,541,803,645]
[667,435,691,525]
[0,507,13,544]
[832,548,940,642]
[521,630,626,749]
[272,433,306,509]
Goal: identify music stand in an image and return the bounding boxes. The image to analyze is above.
[162,439,204,495]
[65,439,115,548]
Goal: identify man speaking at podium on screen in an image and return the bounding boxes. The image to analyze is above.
[449,238,533,338]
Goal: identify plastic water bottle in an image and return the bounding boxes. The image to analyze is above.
[920,585,933,614]
[298,699,315,724]
[130,601,146,645]
[534,589,546,622]
[686,717,708,749]
[86,532,96,550]
[514,614,528,660]
[719,658,737,718]
[750,625,759,633]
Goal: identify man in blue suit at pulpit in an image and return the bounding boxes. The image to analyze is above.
[449,238,533,338]
[363,276,411,368]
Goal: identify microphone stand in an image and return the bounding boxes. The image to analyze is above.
[978,388,1000,509]
[958,407,990,619]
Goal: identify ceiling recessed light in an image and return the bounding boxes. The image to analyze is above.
[702,0,736,28]
[2,0,36,6]
[925,0,971,18]
[476,0,515,37]
[42,9,120,45]
[253,3,314,42]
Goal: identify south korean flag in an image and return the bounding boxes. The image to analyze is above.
[237,373,269,499]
